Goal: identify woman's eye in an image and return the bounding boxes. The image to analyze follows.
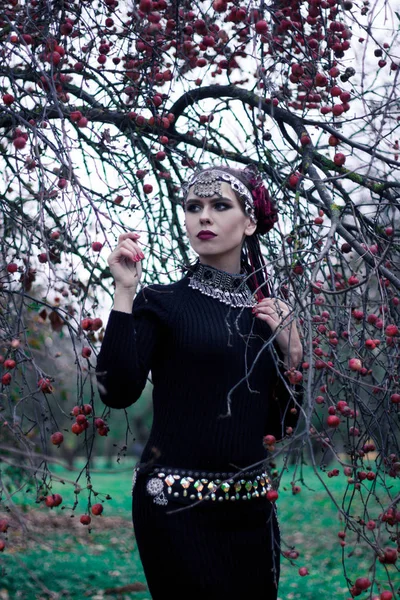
[186,202,230,212]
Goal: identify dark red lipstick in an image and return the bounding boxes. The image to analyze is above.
[197,230,217,240]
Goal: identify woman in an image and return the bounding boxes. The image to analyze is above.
[95,165,303,599]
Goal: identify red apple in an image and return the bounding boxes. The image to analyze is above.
[354,577,371,591]
[378,548,397,564]
[139,0,153,13]
[80,515,91,525]
[71,422,84,435]
[385,324,398,336]
[255,20,268,34]
[300,135,311,146]
[91,503,104,515]
[57,178,68,189]
[1,373,12,385]
[291,63,304,77]
[348,275,359,285]
[81,318,93,331]
[327,415,340,428]
[332,104,344,117]
[288,173,300,188]
[263,435,276,446]
[267,490,278,502]
[91,318,103,331]
[53,494,62,507]
[348,358,362,371]
[70,110,82,122]
[334,153,346,166]
[286,369,303,384]
[38,378,53,393]
[0,519,9,533]
[45,495,55,508]
[51,432,64,446]
[13,137,27,150]
[2,94,14,105]
[315,73,328,86]
[97,426,109,436]
[330,85,342,96]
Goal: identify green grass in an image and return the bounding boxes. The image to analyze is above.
[1,458,398,599]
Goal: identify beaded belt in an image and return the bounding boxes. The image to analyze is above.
[132,464,273,506]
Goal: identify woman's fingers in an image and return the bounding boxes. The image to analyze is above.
[119,247,142,263]
[118,232,141,243]
[253,304,293,330]
[254,305,288,318]
[109,236,144,264]
[257,298,290,310]
[257,300,291,319]
[119,239,144,259]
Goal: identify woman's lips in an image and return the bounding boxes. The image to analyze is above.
[197,233,217,240]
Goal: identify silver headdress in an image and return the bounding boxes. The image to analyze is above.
[182,169,257,223]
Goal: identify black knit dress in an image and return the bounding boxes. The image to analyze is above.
[96,263,301,600]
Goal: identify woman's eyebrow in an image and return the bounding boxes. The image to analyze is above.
[186,196,234,204]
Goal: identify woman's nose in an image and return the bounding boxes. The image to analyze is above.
[200,210,212,224]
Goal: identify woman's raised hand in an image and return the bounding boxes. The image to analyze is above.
[252,298,303,369]
[107,232,144,292]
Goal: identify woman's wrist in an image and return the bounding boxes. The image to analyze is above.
[282,346,303,370]
[113,286,137,313]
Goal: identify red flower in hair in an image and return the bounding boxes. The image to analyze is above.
[248,177,278,235]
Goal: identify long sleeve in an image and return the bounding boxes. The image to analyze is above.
[95,287,161,409]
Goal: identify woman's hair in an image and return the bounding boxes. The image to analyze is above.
[182,164,279,301]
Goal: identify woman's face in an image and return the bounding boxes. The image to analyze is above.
[184,181,256,268]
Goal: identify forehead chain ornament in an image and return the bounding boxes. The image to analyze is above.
[183,170,257,222]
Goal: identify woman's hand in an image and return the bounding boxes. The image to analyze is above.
[253,298,303,369]
[107,232,144,292]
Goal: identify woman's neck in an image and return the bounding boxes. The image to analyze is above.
[198,257,241,275]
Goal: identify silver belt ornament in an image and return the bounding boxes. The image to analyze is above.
[146,476,168,506]
[144,469,272,506]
